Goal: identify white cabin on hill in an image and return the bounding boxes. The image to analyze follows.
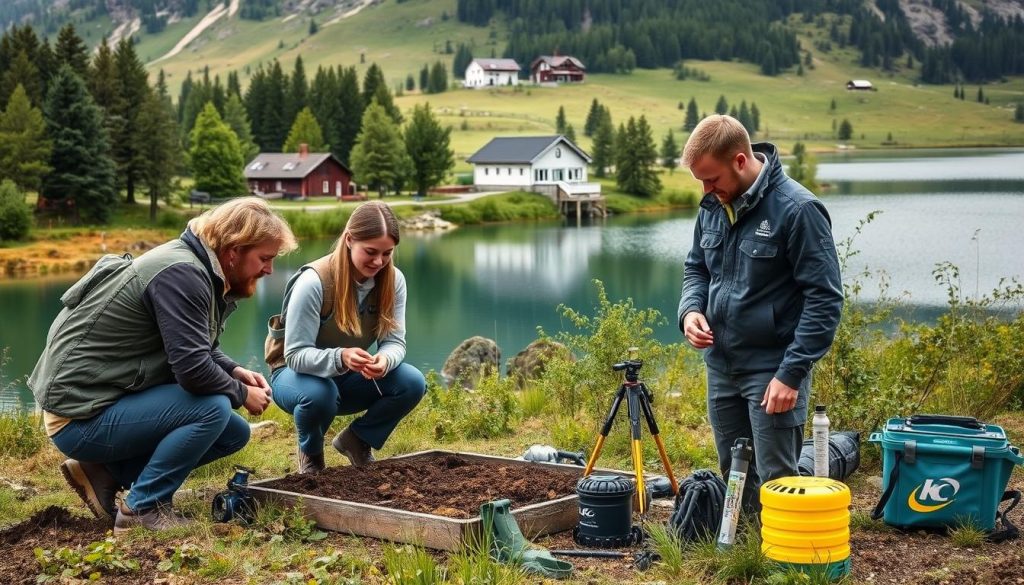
[464,59,521,88]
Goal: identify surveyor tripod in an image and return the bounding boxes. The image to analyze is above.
[583,348,679,515]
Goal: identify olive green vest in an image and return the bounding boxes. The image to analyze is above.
[264,254,379,372]
[28,240,221,419]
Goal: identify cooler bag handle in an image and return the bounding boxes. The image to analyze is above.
[871,451,902,521]
[907,414,984,430]
[988,490,1021,543]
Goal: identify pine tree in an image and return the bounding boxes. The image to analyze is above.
[684,97,699,131]
[404,103,454,197]
[977,87,984,103]
[838,118,853,140]
[309,18,318,35]
[787,141,818,191]
[189,102,247,199]
[112,38,150,204]
[54,24,89,79]
[371,82,402,124]
[715,95,728,115]
[583,99,601,137]
[453,43,474,79]
[349,102,411,197]
[283,107,328,153]
[336,66,364,164]
[556,105,567,134]
[362,64,386,108]
[660,129,679,171]
[428,61,448,94]
[287,56,308,131]
[43,65,118,223]
[419,64,429,92]
[751,102,761,132]
[616,116,661,197]
[223,94,259,161]
[830,97,837,112]
[564,124,576,143]
[590,113,615,179]
[738,100,753,134]
[1,50,41,108]
[405,74,415,92]
[0,84,52,192]
[88,39,119,111]
[227,71,241,99]
[134,91,181,222]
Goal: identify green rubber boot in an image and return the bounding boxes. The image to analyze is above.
[479,499,574,580]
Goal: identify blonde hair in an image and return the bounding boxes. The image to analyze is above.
[333,201,400,338]
[189,197,298,255]
[682,115,753,167]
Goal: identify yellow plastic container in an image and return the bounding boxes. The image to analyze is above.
[760,476,852,580]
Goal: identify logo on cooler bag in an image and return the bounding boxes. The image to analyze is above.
[908,477,961,513]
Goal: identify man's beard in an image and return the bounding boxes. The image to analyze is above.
[228,275,259,298]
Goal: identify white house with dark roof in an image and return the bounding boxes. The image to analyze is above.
[467,135,604,216]
[464,58,521,88]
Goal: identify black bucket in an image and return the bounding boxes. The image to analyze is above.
[573,475,642,547]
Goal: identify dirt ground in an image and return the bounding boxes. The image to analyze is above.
[2,469,1023,583]
[261,452,583,518]
[0,230,165,279]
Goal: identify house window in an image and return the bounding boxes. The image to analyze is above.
[485,168,489,176]
[519,168,524,176]
[507,167,511,175]
[323,180,329,193]
[275,181,282,191]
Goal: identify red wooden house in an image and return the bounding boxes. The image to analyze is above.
[244,144,353,199]
[529,55,586,84]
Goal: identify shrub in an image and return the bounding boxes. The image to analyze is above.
[0,180,31,241]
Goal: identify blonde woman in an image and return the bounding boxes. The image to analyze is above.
[270,201,425,473]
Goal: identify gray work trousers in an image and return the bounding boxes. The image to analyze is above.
[706,366,808,512]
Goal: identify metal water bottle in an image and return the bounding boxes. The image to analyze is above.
[813,405,831,478]
[717,437,753,549]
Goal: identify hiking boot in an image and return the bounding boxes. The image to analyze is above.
[113,502,191,534]
[297,450,325,474]
[60,459,118,522]
[332,427,375,467]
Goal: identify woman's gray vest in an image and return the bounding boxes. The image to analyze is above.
[264,254,379,372]
[28,240,221,419]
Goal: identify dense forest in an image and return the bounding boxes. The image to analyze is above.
[457,0,1024,82]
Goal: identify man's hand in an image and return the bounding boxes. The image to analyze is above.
[682,312,714,349]
[360,354,387,380]
[243,384,272,416]
[761,377,799,414]
[232,366,270,390]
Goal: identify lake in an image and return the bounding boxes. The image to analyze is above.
[2,148,1022,410]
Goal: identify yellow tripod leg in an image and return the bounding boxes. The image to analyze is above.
[632,439,647,515]
[583,435,607,477]
[652,434,680,495]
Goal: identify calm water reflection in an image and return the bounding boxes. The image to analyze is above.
[2,149,1022,409]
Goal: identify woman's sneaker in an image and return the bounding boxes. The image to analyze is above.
[59,459,118,522]
[113,502,190,534]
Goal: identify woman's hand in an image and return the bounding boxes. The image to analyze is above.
[341,347,375,373]
[360,354,387,380]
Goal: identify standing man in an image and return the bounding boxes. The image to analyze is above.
[678,115,843,509]
[30,198,297,532]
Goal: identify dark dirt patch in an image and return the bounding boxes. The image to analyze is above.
[0,506,163,585]
[260,453,583,518]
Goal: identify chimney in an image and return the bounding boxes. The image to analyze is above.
[299,143,309,159]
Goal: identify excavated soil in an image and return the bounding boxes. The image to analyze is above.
[259,452,584,518]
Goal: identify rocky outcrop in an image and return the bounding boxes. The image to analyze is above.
[399,210,455,232]
[506,339,574,388]
[442,336,500,389]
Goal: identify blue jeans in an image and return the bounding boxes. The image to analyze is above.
[51,383,250,512]
[706,367,808,511]
[271,362,426,455]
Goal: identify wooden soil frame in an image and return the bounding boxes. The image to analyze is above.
[246,449,625,551]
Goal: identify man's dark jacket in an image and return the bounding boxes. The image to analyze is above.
[678,143,844,389]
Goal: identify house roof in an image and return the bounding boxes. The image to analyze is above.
[847,79,873,87]
[530,55,586,70]
[469,58,521,72]
[467,135,592,165]
[243,152,350,179]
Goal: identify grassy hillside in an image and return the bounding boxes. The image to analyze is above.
[116,0,1023,161]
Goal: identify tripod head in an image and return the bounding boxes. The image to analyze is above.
[612,347,644,383]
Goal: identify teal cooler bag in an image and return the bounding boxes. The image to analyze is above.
[869,415,1024,540]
